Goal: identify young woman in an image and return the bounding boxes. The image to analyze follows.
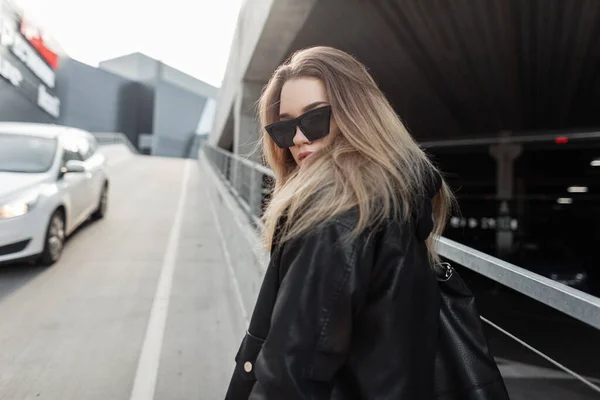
[226,46,455,399]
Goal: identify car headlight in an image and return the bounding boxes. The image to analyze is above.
[0,191,40,219]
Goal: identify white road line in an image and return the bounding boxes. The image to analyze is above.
[129,160,191,400]
[202,157,249,325]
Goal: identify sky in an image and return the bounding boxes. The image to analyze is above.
[12,0,244,88]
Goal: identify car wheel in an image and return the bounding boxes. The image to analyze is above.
[39,210,66,266]
[92,184,108,220]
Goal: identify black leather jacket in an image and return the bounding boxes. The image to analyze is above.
[227,208,441,399]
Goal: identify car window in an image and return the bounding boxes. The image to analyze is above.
[0,133,57,173]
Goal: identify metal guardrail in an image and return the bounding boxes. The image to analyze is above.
[93,132,139,154]
[420,130,600,149]
[202,143,600,393]
[203,144,600,329]
[438,238,600,330]
[204,144,273,228]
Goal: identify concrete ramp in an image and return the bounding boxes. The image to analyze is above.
[99,144,135,166]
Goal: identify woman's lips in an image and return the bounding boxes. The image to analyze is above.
[298,151,313,162]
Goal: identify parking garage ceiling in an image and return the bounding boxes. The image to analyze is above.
[285,0,600,142]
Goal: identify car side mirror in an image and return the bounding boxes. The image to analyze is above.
[63,160,86,174]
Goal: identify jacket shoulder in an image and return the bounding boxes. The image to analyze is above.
[332,207,361,231]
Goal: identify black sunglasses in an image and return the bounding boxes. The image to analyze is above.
[265,105,332,148]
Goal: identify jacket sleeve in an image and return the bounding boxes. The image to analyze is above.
[249,221,371,399]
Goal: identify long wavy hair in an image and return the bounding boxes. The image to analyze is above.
[258,46,454,263]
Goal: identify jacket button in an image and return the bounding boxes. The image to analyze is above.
[244,361,253,373]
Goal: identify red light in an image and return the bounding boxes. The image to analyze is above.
[555,136,569,144]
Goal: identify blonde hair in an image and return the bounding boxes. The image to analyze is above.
[259,46,454,263]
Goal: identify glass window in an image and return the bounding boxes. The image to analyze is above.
[0,133,58,173]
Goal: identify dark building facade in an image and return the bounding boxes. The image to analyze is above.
[0,1,63,124]
[0,1,217,158]
[54,59,143,144]
[100,53,218,157]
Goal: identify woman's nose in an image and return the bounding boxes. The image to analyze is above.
[293,126,310,146]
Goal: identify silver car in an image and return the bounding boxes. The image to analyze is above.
[0,123,109,265]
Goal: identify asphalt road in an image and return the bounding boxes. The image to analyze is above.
[0,152,245,400]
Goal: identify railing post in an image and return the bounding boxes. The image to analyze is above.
[249,168,259,219]
[224,153,230,180]
[233,158,241,192]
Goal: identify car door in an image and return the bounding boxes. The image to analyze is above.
[76,134,104,215]
[58,139,89,227]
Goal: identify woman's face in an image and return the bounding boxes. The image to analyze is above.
[279,77,339,165]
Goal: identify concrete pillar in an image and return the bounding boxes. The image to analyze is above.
[233,80,265,163]
[490,143,522,257]
[231,80,267,216]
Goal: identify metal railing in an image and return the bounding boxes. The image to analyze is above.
[420,130,600,149]
[205,144,274,228]
[93,132,139,154]
[202,143,600,393]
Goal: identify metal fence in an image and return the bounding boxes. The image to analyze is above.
[93,132,139,154]
[203,143,600,394]
[205,144,274,228]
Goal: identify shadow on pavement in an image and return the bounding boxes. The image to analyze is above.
[0,262,47,302]
[0,216,99,303]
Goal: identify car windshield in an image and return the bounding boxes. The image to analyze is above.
[0,133,58,173]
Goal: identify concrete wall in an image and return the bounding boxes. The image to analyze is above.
[56,59,139,140]
[152,80,208,157]
[233,81,263,161]
[210,0,274,147]
[99,54,158,141]
[101,53,217,98]
[161,64,218,99]
[100,52,218,157]
[210,0,317,156]
[98,54,140,81]
[134,81,155,137]
[99,52,160,82]
[200,153,268,315]
[197,98,217,134]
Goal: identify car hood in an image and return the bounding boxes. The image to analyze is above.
[0,171,50,201]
